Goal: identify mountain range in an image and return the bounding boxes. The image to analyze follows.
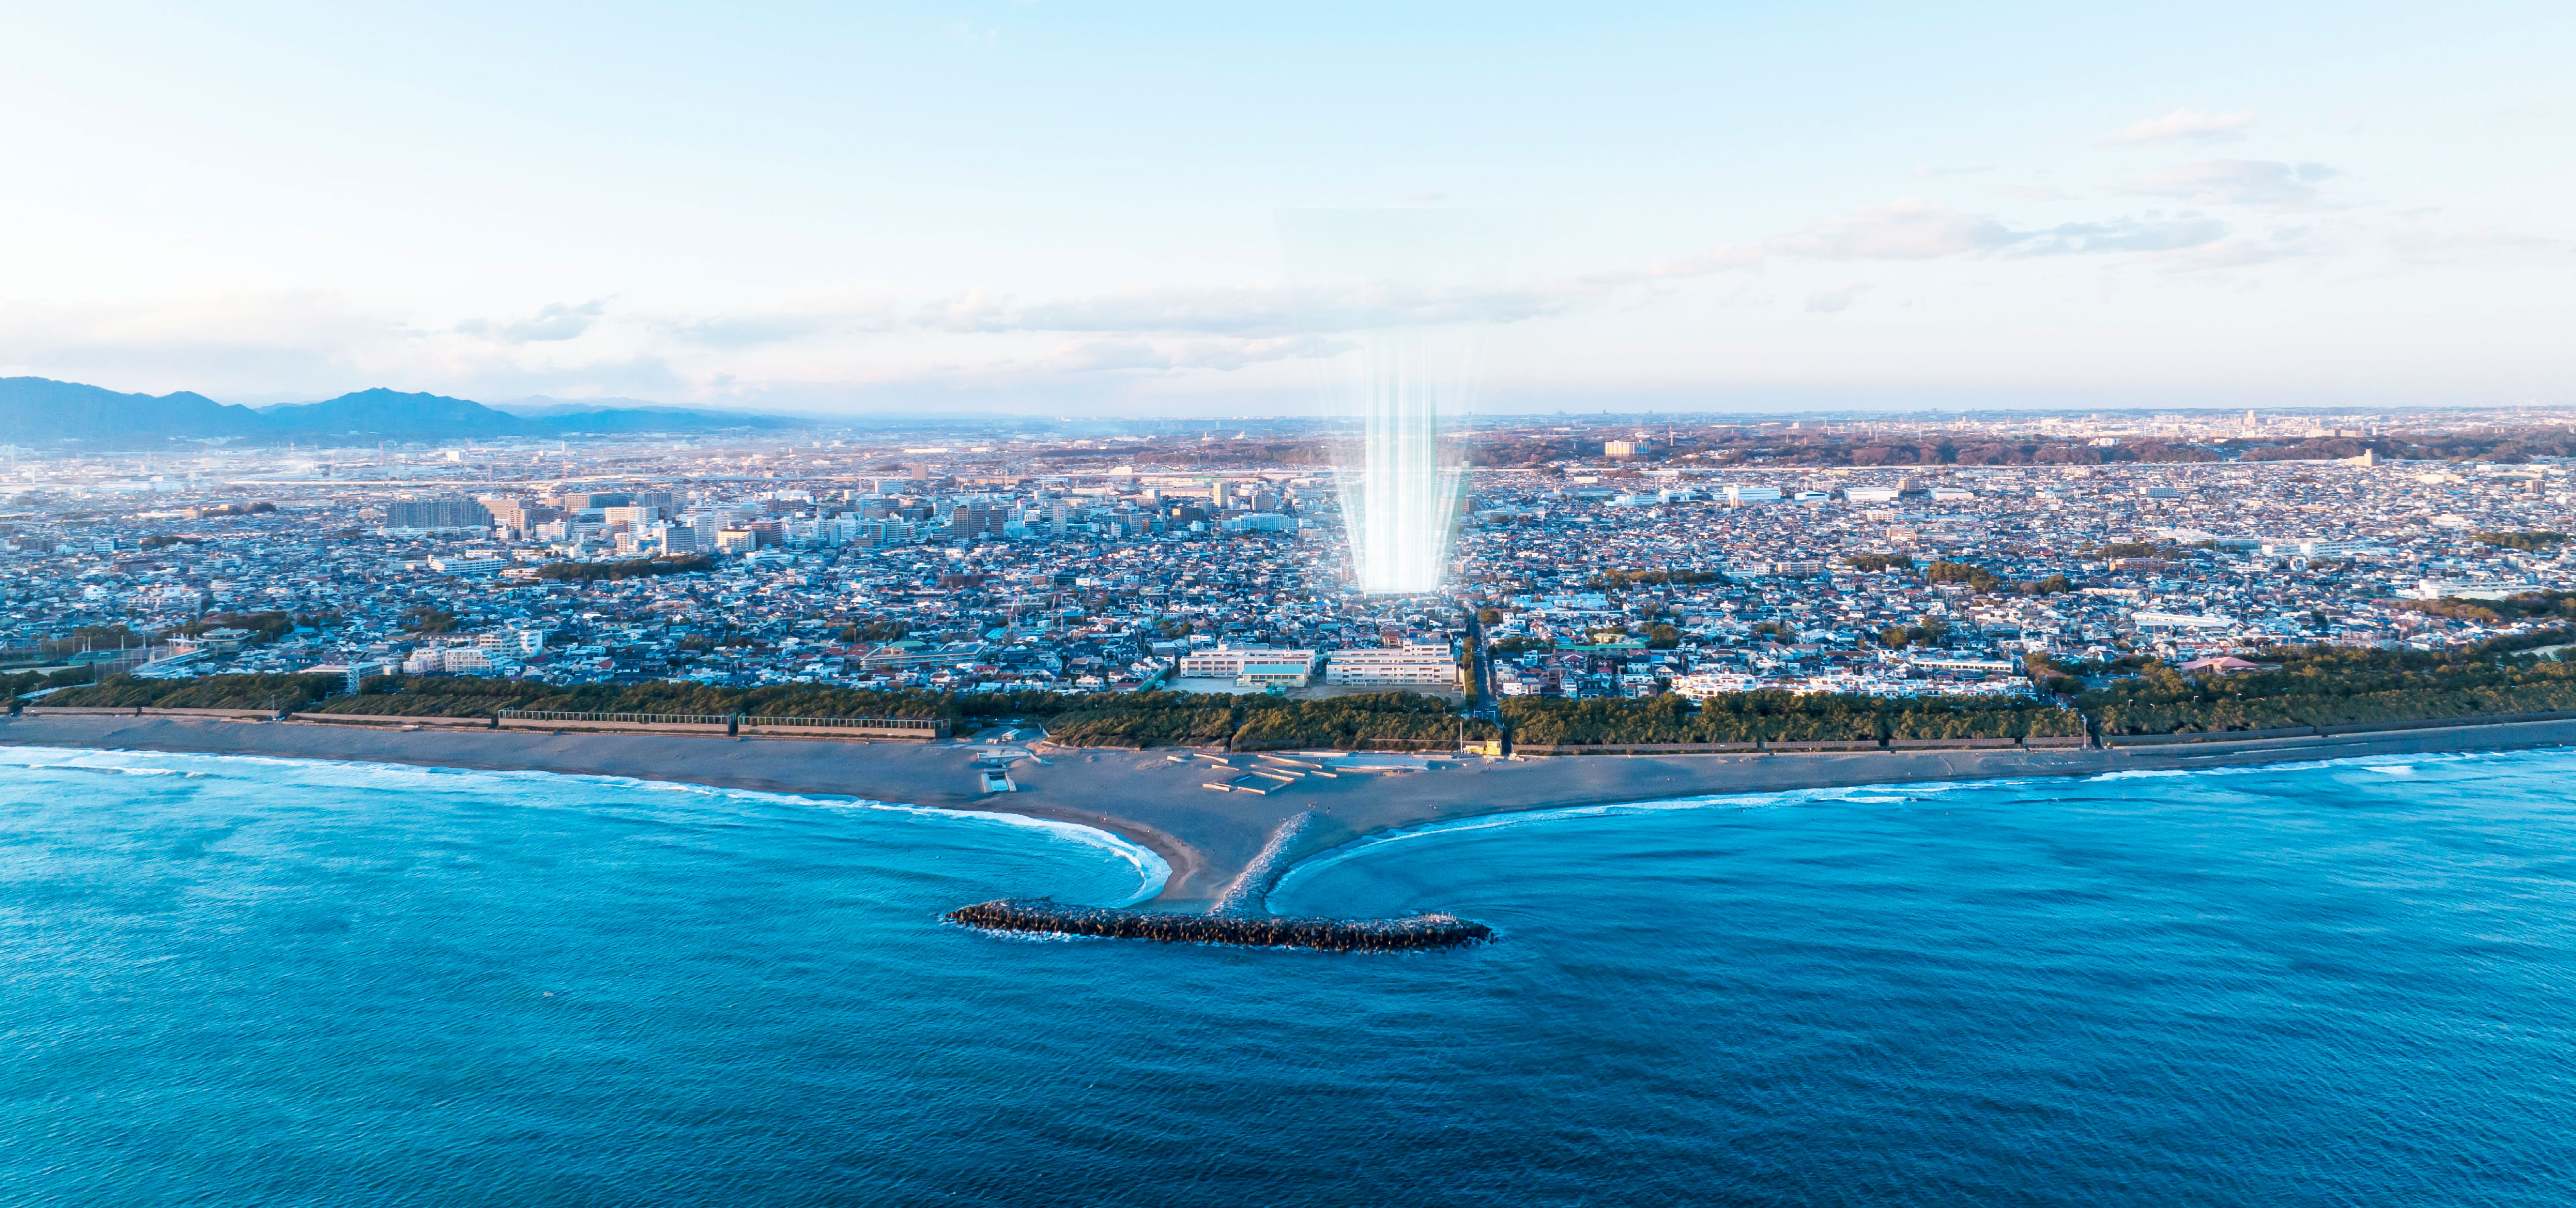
[0,377,798,446]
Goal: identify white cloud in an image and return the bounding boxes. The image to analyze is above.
[2120,225,2330,274]
[456,299,609,344]
[1046,334,1342,374]
[0,198,2290,403]
[3,172,2502,409]
[1161,336,1350,371]
[2015,215,2231,255]
[2120,159,2337,208]
[1652,198,2229,274]
[926,279,1586,338]
[2383,225,2569,265]
[1805,283,1870,313]
[934,285,1296,336]
[0,291,695,403]
[663,312,841,348]
[1047,339,1170,372]
[2100,108,2257,147]
[1762,197,2017,259]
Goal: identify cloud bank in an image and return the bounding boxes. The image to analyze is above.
[2100,108,2257,147]
[0,136,2559,413]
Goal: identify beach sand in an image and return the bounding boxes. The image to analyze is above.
[9,713,2574,909]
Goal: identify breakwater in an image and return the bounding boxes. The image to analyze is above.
[1209,809,1319,916]
[947,898,1491,952]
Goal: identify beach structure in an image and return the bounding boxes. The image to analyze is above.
[947,899,1490,952]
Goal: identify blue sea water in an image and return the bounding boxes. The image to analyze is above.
[3,745,2572,1207]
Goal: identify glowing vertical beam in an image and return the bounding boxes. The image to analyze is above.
[1337,333,1462,594]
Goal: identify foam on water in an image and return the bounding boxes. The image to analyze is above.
[0,743,1170,902]
[1270,776,2028,900]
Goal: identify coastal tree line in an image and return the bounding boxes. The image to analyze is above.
[18,675,1499,752]
[21,631,2576,746]
[2080,637,2576,735]
[1501,693,2084,744]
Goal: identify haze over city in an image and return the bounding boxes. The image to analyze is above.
[5,1,2570,415]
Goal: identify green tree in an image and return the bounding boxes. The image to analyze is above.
[406,607,460,634]
[2474,531,2567,551]
[1926,560,2004,593]
[536,554,715,582]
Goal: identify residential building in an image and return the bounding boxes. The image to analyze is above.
[1324,643,1456,687]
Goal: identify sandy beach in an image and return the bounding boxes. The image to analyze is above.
[9,712,2575,909]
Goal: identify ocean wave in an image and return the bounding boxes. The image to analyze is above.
[1275,746,2576,902]
[890,805,1171,905]
[938,918,1100,943]
[1286,778,1996,884]
[0,758,188,778]
[1270,792,1831,898]
[0,744,1170,904]
[2083,747,2534,784]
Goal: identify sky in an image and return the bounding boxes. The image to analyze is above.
[1,1,2570,416]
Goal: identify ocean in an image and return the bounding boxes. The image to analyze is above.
[3,744,2570,1206]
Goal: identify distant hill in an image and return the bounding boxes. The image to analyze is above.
[0,378,799,445]
[492,395,800,432]
[533,407,800,434]
[257,388,541,438]
[0,376,267,443]
[489,395,684,416]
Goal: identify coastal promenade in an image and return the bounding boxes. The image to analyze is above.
[9,713,2576,909]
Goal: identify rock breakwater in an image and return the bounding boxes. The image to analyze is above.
[1209,809,1319,917]
[947,898,1491,952]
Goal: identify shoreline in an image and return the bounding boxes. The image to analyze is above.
[0,716,1243,894]
[9,713,2576,911]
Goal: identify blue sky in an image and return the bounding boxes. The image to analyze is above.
[1,1,2569,415]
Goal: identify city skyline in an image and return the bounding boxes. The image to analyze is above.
[4,2,2569,415]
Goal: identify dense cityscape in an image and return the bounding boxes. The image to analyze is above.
[9,399,2575,714]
